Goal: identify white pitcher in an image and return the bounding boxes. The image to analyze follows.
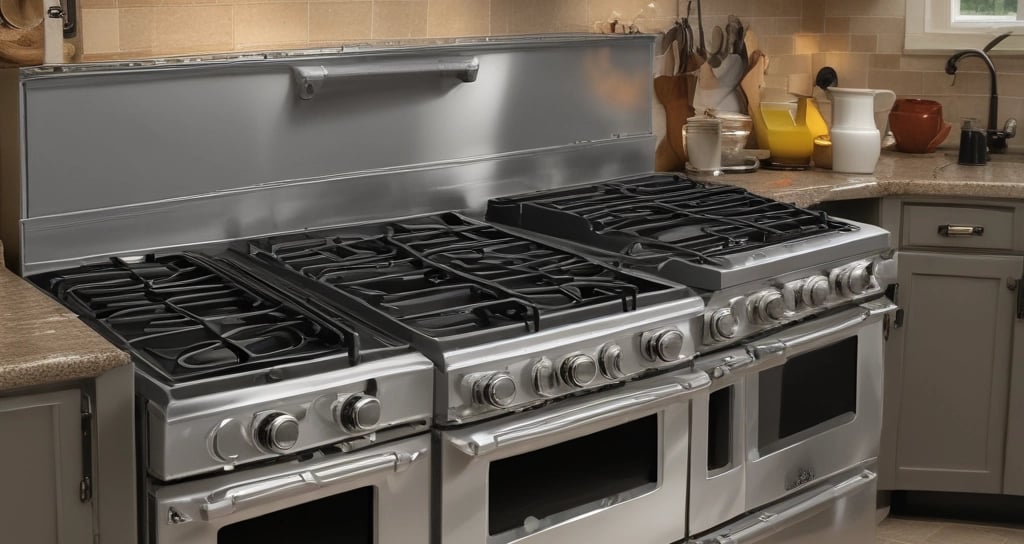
[828,88,896,174]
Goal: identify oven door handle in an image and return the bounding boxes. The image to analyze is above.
[747,300,897,362]
[200,446,426,520]
[699,470,877,544]
[449,373,709,456]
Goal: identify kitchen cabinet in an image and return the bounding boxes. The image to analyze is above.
[0,364,135,543]
[875,196,1024,496]
[0,387,94,544]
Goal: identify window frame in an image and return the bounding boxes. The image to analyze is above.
[906,0,1024,53]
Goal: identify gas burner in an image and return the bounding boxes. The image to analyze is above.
[485,174,884,291]
[245,213,685,346]
[41,253,403,383]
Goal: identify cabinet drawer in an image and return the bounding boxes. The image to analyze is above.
[902,204,1015,250]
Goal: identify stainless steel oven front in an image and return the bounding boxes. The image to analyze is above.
[690,299,895,534]
[149,433,430,544]
[437,371,709,544]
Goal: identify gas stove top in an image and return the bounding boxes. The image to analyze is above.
[238,212,690,353]
[230,212,704,424]
[486,174,888,290]
[36,253,406,386]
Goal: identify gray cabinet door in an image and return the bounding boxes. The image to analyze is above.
[0,388,93,544]
[886,251,1021,494]
[1006,302,1024,496]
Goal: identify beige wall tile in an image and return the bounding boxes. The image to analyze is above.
[763,35,793,55]
[877,33,903,53]
[793,34,819,55]
[81,0,116,10]
[869,69,923,95]
[309,1,372,42]
[372,0,429,38]
[849,16,904,35]
[427,0,489,37]
[850,34,876,53]
[821,33,849,52]
[235,3,308,47]
[82,9,120,53]
[767,53,811,75]
[824,17,849,34]
[490,0,587,35]
[826,0,904,17]
[590,0,674,25]
[871,54,901,70]
[119,6,233,54]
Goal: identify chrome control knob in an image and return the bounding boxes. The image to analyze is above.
[845,263,873,295]
[710,308,739,341]
[753,290,787,322]
[561,354,598,388]
[598,344,625,379]
[333,395,382,432]
[802,276,830,307]
[253,412,300,453]
[472,373,517,408]
[643,329,686,363]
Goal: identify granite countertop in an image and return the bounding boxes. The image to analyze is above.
[713,150,1024,207]
[0,240,130,392]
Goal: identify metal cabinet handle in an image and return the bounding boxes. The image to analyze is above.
[938,224,984,237]
[450,374,709,456]
[699,471,877,544]
[292,57,480,100]
[201,447,425,520]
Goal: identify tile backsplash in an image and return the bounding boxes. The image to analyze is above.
[79,0,1024,147]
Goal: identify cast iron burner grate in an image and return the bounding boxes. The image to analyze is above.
[41,253,383,383]
[486,175,857,267]
[245,213,680,346]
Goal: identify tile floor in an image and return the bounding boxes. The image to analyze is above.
[878,517,1024,544]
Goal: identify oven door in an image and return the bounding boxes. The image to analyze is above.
[149,433,430,544]
[438,371,710,544]
[689,348,750,536]
[691,464,877,544]
[744,299,895,509]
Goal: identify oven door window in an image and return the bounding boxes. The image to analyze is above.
[757,337,858,455]
[488,415,658,538]
[218,486,373,544]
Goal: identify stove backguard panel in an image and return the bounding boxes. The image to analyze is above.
[2,36,655,275]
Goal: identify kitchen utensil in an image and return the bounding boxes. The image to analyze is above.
[0,0,42,29]
[708,26,723,67]
[890,111,951,153]
[654,72,696,169]
[695,0,706,58]
[828,87,896,173]
[958,118,988,165]
[815,67,839,91]
[740,51,767,147]
[812,136,832,169]
[684,116,722,173]
[761,98,815,165]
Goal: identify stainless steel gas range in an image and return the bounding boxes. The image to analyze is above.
[486,173,898,542]
[2,34,895,544]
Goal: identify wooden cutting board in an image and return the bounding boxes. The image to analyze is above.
[0,23,73,65]
[654,73,696,171]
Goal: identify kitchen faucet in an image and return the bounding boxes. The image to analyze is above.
[946,33,1018,153]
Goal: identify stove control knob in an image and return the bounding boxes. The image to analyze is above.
[253,412,300,453]
[598,344,625,379]
[561,354,598,388]
[473,373,517,408]
[333,395,382,432]
[843,263,873,296]
[802,275,830,307]
[643,329,686,363]
[753,290,787,323]
[710,309,739,341]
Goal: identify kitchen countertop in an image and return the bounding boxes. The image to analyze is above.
[0,239,130,392]
[713,150,1024,207]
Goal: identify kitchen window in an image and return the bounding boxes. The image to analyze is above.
[906,0,1024,52]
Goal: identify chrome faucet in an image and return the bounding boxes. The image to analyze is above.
[946,33,1017,154]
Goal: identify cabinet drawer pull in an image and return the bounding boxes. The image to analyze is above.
[938,224,984,237]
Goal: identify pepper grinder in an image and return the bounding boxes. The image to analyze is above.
[958,118,988,165]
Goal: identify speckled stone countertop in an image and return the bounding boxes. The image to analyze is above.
[0,240,130,392]
[712,150,1024,207]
